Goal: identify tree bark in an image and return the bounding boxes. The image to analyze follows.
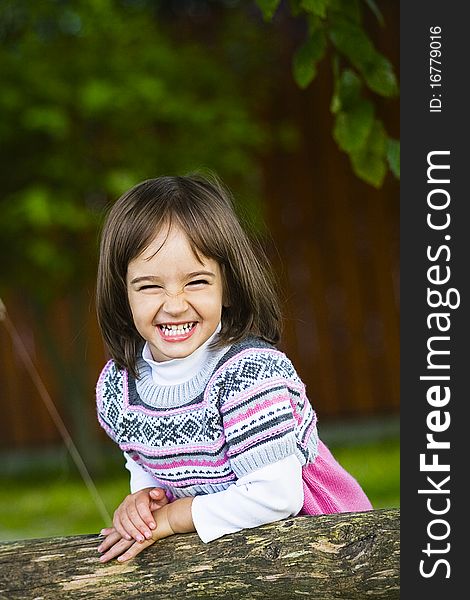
[0,509,399,599]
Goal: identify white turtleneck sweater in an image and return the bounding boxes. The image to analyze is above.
[123,327,304,543]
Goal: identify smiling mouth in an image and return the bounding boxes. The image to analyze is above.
[157,322,197,340]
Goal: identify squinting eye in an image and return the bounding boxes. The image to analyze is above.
[187,280,208,287]
[139,285,163,291]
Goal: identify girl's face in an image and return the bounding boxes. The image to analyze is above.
[126,224,224,362]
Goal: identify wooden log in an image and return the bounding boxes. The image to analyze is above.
[0,509,399,599]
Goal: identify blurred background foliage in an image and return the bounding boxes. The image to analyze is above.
[1,0,273,301]
[0,0,399,538]
[1,0,278,461]
[1,0,398,303]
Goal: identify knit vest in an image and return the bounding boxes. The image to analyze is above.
[96,337,318,499]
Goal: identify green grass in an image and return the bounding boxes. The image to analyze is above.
[0,474,129,541]
[0,437,399,542]
[331,438,400,509]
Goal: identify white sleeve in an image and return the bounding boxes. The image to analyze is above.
[124,452,163,493]
[191,454,304,543]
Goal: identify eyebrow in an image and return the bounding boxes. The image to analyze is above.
[129,270,216,285]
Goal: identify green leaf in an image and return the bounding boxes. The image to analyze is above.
[333,100,374,152]
[329,19,398,97]
[331,71,391,187]
[300,0,330,18]
[292,30,326,88]
[364,118,387,158]
[386,138,400,179]
[329,19,375,70]
[352,152,387,187]
[330,68,362,113]
[350,119,387,187]
[363,54,399,97]
[255,0,282,21]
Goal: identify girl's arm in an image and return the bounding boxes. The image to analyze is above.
[123,452,303,543]
[191,455,303,543]
[99,455,302,562]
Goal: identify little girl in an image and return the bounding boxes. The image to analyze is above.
[95,174,372,563]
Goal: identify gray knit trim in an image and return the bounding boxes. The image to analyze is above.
[229,431,318,479]
[134,344,232,408]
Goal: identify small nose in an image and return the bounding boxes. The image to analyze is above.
[162,290,188,315]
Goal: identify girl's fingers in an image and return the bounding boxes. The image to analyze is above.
[116,537,156,563]
[99,538,135,563]
[111,489,162,544]
[120,508,151,542]
[97,530,122,554]
[99,527,115,536]
[113,513,132,541]
[135,498,156,531]
[149,488,169,511]
[149,488,167,502]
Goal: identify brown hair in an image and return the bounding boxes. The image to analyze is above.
[96,173,282,377]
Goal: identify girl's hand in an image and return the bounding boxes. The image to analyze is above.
[98,498,195,563]
[102,487,169,543]
[98,503,175,563]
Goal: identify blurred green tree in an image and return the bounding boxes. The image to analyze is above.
[0,0,271,465]
[1,0,268,291]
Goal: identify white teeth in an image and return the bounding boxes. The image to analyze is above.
[159,322,195,336]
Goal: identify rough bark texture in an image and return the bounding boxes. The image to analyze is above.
[0,509,399,599]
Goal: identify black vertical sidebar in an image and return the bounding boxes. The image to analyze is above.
[401,2,467,597]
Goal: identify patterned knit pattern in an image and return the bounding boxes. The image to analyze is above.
[97,337,318,499]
